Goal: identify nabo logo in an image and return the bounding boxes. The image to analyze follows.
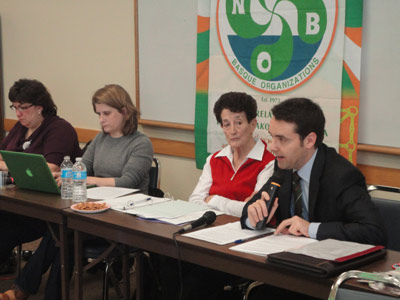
[217,0,338,93]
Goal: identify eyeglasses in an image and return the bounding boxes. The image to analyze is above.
[9,104,34,112]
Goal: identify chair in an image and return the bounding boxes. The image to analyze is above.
[369,186,400,251]
[328,270,400,300]
[328,184,400,300]
[148,157,163,197]
[82,156,162,300]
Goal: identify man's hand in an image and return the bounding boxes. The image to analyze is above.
[247,191,278,228]
[274,216,310,237]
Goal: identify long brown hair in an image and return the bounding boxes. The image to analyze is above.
[92,84,139,136]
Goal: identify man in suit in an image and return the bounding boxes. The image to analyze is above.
[241,97,387,246]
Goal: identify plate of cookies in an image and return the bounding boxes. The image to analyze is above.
[71,201,110,213]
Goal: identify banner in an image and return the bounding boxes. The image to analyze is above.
[195,0,362,168]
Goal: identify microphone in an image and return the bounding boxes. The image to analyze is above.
[177,211,217,234]
[255,169,285,230]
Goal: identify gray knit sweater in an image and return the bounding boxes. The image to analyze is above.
[82,130,154,193]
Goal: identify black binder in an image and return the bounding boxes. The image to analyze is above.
[267,247,386,278]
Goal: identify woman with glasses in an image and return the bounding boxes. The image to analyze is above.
[0,79,82,276]
[0,79,82,171]
[0,84,154,300]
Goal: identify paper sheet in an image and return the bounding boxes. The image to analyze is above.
[183,221,274,245]
[158,209,223,225]
[128,200,208,219]
[87,187,138,200]
[288,239,376,261]
[230,234,318,256]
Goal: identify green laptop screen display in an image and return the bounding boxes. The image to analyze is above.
[0,150,60,194]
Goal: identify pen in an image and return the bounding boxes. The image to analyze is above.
[234,237,253,244]
[130,197,152,207]
[121,197,151,210]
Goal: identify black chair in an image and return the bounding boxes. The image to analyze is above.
[148,157,163,197]
[368,185,400,251]
[82,157,162,300]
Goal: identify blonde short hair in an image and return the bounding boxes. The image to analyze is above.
[92,84,139,136]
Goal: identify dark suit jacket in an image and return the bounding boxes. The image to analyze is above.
[241,143,388,246]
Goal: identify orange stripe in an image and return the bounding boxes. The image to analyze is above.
[343,61,360,97]
[197,16,210,33]
[345,27,362,48]
[196,59,209,92]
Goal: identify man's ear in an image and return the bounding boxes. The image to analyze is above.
[304,132,317,149]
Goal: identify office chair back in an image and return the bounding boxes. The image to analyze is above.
[369,185,400,251]
[148,157,163,197]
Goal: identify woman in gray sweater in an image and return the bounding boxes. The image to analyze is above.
[84,84,154,192]
[0,84,154,300]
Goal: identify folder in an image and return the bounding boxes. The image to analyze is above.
[267,246,386,278]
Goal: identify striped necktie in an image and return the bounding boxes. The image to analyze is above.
[292,171,303,217]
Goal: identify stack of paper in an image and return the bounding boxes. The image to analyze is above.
[230,234,318,256]
[287,239,380,261]
[183,221,274,245]
[104,193,221,225]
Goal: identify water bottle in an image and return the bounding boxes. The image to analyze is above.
[72,157,87,202]
[60,156,73,199]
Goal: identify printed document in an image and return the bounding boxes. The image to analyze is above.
[158,209,223,225]
[230,234,318,256]
[183,221,274,245]
[105,194,209,220]
[287,239,377,261]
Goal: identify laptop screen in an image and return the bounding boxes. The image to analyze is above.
[0,150,60,194]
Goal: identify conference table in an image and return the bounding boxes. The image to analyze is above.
[67,208,400,300]
[0,186,72,300]
[1,186,398,300]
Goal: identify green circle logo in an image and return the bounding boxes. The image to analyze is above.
[217,0,338,93]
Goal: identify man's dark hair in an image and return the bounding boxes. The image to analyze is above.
[271,98,325,148]
[213,92,257,124]
[8,79,57,117]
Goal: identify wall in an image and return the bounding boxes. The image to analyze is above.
[0,1,398,202]
[0,0,201,200]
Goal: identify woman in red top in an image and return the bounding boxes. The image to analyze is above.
[189,92,275,217]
